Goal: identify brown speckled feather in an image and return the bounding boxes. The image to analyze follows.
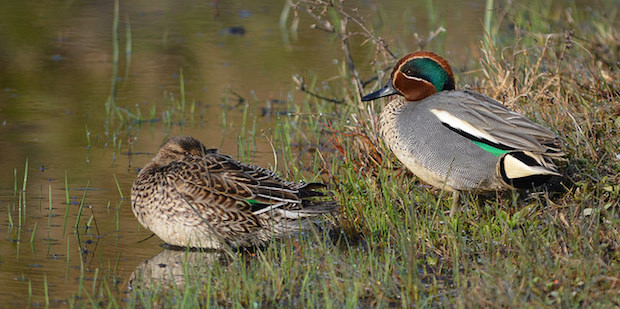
[131,136,336,249]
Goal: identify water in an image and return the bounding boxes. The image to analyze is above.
[0,0,494,306]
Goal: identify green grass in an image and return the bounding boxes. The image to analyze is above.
[15,0,612,307]
[126,1,618,307]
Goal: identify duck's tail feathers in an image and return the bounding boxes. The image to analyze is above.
[275,200,338,219]
[250,181,337,216]
[498,151,561,189]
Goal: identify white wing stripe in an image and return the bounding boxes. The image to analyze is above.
[252,202,287,215]
[430,109,500,144]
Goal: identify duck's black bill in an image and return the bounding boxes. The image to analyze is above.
[361,80,400,101]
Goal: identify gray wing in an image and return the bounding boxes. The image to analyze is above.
[430,90,563,156]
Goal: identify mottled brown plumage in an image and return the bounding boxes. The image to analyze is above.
[131,136,336,248]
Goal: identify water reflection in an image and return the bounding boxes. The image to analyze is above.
[128,247,224,291]
[0,0,503,306]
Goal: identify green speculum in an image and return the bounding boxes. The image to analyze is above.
[472,140,509,157]
[246,199,261,205]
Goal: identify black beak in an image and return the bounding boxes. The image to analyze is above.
[361,80,401,101]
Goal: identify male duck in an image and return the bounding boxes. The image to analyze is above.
[362,51,564,215]
[131,136,336,249]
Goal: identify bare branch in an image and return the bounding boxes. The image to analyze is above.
[293,75,344,104]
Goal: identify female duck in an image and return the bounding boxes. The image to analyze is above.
[131,136,336,248]
[362,51,564,215]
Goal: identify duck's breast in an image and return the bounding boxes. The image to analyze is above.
[380,93,502,191]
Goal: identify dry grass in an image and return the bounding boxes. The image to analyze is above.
[123,1,619,307]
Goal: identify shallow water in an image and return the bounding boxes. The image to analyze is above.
[0,0,582,306]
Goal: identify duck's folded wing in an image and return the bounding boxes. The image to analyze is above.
[164,158,263,236]
[178,153,305,212]
[431,91,563,156]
